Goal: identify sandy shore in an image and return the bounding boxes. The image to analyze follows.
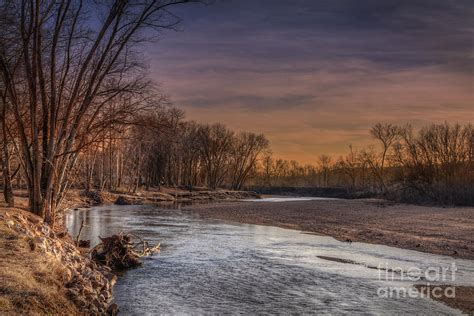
[183,198,474,260]
[182,198,474,313]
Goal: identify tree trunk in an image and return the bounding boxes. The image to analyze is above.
[0,141,14,207]
[0,91,14,206]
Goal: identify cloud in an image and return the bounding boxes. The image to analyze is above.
[146,0,474,163]
[181,93,316,110]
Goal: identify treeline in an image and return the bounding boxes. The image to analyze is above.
[251,123,474,205]
[0,2,472,227]
[76,110,268,193]
[0,98,269,204]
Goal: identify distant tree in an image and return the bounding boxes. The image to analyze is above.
[229,133,269,190]
[317,154,332,186]
[260,152,274,186]
[197,124,234,189]
[369,123,399,192]
[337,145,359,189]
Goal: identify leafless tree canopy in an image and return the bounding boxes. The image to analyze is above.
[252,122,473,206]
[0,0,201,224]
[75,118,269,194]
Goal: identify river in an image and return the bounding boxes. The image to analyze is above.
[65,203,474,315]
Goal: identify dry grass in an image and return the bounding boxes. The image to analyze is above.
[0,209,79,315]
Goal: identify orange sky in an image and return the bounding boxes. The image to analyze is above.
[148,0,473,164]
[170,65,473,163]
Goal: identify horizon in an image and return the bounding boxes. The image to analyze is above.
[146,0,473,164]
[1,2,473,315]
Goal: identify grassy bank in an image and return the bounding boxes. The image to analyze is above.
[0,208,115,315]
[0,209,78,314]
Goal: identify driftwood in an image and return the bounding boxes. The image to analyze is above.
[90,232,160,270]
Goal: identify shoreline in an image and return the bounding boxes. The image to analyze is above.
[0,208,116,315]
[79,196,474,314]
[180,198,474,314]
[0,188,260,315]
[181,198,474,260]
[67,190,474,260]
[2,190,473,314]
[72,192,474,313]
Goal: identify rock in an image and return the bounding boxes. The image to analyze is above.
[1,209,116,315]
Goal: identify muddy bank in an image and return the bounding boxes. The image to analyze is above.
[248,186,372,199]
[3,188,260,211]
[182,199,474,313]
[112,188,259,205]
[0,209,116,315]
[63,187,260,208]
[414,285,474,314]
[183,198,474,260]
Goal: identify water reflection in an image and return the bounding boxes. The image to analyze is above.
[65,205,472,315]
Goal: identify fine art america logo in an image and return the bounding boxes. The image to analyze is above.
[377,262,457,298]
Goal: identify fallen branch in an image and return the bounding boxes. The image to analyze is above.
[90,232,160,270]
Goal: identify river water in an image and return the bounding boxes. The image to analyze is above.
[65,204,474,315]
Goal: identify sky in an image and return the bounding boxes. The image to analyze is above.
[146,0,473,164]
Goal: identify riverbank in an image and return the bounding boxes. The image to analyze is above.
[67,201,474,315]
[182,198,474,313]
[0,187,259,315]
[0,208,116,314]
[248,186,373,199]
[183,198,474,260]
[3,187,259,210]
[2,192,473,314]
[111,187,259,205]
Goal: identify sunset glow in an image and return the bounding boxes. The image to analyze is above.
[148,0,473,163]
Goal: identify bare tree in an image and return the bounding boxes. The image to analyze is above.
[197,124,233,189]
[229,132,268,190]
[369,123,399,193]
[0,86,14,206]
[0,0,199,224]
[337,145,359,189]
[317,154,332,187]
